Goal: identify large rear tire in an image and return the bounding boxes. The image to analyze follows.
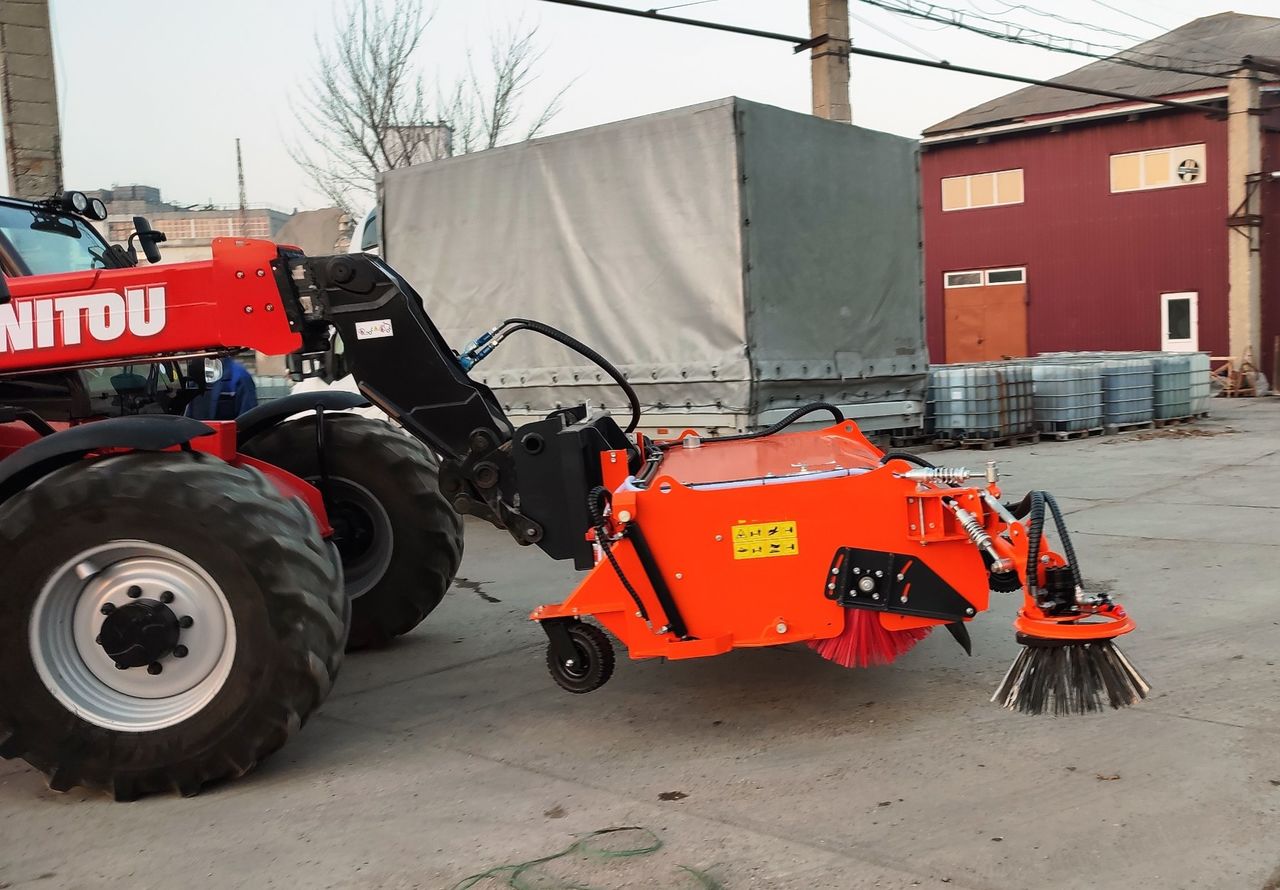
[0,452,347,799]
[241,414,463,650]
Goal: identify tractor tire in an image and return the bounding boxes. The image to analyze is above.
[0,452,348,800]
[241,414,463,650]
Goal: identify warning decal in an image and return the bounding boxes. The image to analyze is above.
[731,521,799,560]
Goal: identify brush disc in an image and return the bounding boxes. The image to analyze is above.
[992,639,1150,715]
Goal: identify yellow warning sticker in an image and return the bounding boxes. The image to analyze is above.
[731,521,799,560]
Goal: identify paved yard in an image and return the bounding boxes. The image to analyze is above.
[1,400,1278,889]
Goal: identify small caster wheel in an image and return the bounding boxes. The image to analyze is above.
[546,622,615,694]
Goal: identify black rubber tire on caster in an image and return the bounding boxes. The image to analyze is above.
[546,623,615,694]
[241,413,463,650]
[0,452,348,800]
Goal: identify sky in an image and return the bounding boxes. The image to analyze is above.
[47,0,1280,213]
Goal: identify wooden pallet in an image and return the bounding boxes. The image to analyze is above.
[1153,415,1199,428]
[1103,420,1154,435]
[933,431,1040,451]
[889,430,934,448]
[1040,427,1104,442]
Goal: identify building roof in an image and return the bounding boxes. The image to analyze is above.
[272,207,353,256]
[925,12,1280,137]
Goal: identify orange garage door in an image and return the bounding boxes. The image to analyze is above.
[943,267,1028,363]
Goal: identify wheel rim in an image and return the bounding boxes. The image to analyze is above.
[29,541,237,732]
[312,477,393,599]
[560,641,592,680]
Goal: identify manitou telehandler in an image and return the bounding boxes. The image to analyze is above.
[0,193,1145,800]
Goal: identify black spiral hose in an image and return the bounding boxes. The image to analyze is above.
[880,450,936,469]
[587,486,649,621]
[501,318,641,434]
[1015,490,1083,592]
[660,402,845,449]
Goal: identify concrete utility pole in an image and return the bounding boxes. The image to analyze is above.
[1226,66,1261,363]
[0,0,61,197]
[809,0,851,122]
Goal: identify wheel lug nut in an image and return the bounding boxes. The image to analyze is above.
[147,663,163,675]
[114,662,128,670]
[160,591,174,604]
[179,616,194,628]
[127,585,142,599]
[100,603,115,615]
[173,645,188,658]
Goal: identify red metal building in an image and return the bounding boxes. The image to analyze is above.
[921,12,1280,378]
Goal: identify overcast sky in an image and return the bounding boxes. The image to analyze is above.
[49,0,1279,212]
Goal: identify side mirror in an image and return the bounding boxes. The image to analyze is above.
[128,216,167,264]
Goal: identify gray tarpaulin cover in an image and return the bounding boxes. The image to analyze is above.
[380,97,925,431]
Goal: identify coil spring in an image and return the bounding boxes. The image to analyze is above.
[909,467,970,485]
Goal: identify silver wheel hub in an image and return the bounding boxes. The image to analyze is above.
[30,541,237,731]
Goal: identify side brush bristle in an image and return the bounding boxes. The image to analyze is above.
[992,639,1150,715]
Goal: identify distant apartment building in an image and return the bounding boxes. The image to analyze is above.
[86,185,292,263]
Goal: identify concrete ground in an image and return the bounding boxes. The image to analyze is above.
[2,400,1278,889]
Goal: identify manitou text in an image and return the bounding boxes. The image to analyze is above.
[0,286,166,352]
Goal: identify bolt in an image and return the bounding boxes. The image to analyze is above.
[875,570,884,578]
[675,572,684,580]
[910,524,917,531]
[126,585,142,599]
[173,645,189,658]
[635,611,642,618]
[160,590,175,604]
[179,616,194,628]
[831,567,839,575]
[965,607,976,616]
[114,662,128,670]
[872,593,881,601]
[853,567,862,575]
[235,270,245,279]
[658,625,670,634]
[896,573,904,581]
[827,582,836,591]
[776,622,788,634]
[244,305,253,314]
[256,269,265,277]
[900,596,908,603]
[617,510,632,523]
[908,497,915,503]
[564,659,576,668]
[857,576,876,593]
[100,603,116,615]
[147,663,163,675]
[265,303,275,312]
[1041,555,1051,564]
[715,534,723,542]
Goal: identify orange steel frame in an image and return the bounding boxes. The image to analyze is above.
[532,421,1133,659]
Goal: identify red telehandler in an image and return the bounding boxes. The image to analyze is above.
[0,193,1146,800]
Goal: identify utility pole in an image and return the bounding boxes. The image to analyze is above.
[236,138,248,237]
[809,0,851,122]
[0,0,62,197]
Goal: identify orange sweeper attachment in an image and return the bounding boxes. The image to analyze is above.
[524,408,1148,714]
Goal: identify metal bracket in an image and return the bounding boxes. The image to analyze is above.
[824,546,977,622]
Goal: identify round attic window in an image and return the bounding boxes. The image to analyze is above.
[1177,159,1201,182]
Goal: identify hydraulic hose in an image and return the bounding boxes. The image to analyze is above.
[501,317,641,434]
[662,402,845,448]
[880,450,936,469]
[1017,490,1083,592]
[587,486,649,621]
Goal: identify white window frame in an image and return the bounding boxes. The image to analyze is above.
[1160,292,1199,352]
[944,270,984,288]
[941,169,1024,212]
[984,267,1026,285]
[1111,144,1207,194]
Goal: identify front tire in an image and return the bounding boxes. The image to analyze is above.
[241,415,463,650]
[0,452,347,799]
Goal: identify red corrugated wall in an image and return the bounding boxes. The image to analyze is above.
[1262,122,1280,382]
[921,113,1230,363]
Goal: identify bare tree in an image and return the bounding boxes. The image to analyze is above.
[293,0,568,211]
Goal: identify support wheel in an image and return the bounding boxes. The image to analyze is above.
[546,623,615,694]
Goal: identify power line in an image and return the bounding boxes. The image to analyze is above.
[850,10,944,62]
[857,0,1233,77]
[963,0,1146,45]
[1085,0,1166,32]
[536,0,1226,117]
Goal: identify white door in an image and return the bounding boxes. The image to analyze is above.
[1161,292,1198,352]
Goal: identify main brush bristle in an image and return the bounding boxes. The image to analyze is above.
[992,639,1150,715]
[808,609,932,668]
